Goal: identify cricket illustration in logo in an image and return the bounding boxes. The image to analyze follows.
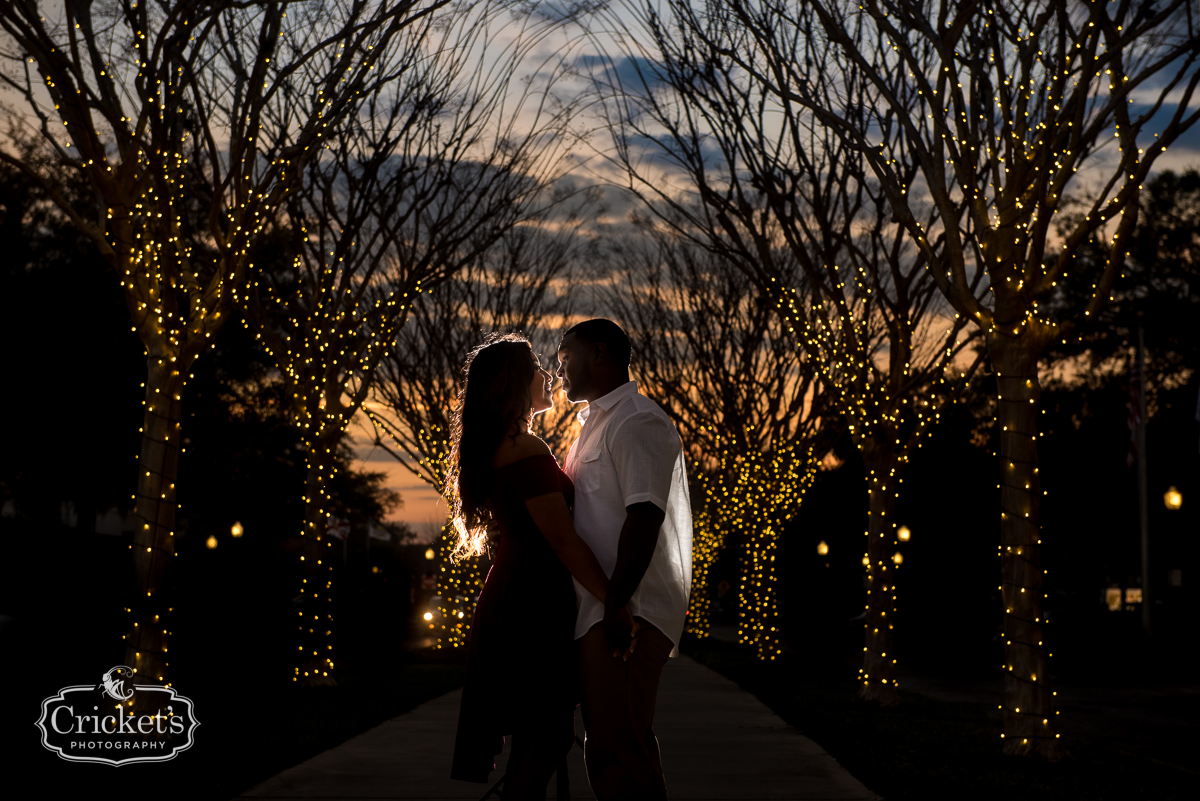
[96,665,136,701]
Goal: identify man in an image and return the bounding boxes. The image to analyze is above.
[556,318,692,800]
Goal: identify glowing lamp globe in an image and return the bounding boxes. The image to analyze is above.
[231,521,244,538]
[817,540,830,555]
[897,525,911,542]
[1164,486,1182,510]
[205,535,218,550]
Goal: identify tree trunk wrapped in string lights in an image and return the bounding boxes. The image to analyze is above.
[588,1,985,696]
[364,196,599,649]
[427,520,489,650]
[698,440,819,658]
[611,231,832,659]
[859,435,900,702]
[694,0,1200,755]
[683,506,722,637]
[990,337,1053,752]
[127,354,187,689]
[0,0,450,691]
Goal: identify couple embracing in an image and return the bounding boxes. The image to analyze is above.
[448,319,693,799]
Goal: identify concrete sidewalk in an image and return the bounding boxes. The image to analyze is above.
[238,654,880,800]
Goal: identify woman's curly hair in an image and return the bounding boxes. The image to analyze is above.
[445,333,537,561]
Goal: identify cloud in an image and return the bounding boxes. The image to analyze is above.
[578,52,670,96]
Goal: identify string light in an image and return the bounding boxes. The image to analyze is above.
[687,439,820,660]
[661,0,1194,746]
[808,0,1183,751]
[247,248,422,686]
[5,1,433,690]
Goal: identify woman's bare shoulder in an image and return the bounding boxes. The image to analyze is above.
[493,433,552,468]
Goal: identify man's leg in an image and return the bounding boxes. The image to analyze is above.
[577,617,673,800]
[502,702,575,800]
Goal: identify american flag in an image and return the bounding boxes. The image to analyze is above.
[1127,354,1143,468]
[327,515,351,541]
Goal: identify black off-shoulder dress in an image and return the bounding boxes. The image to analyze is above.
[450,453,578,783]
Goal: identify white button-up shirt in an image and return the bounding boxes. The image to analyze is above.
[563,381,693,657]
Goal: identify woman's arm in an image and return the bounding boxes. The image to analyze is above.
[525,492,609,604]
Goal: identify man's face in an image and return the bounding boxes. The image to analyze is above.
[556,333,593,403]
[530,356,554,415]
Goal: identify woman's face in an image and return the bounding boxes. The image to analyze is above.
[529,356,554,416]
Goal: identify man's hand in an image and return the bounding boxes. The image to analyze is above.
[603,603,639,660]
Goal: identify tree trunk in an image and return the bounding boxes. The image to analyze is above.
[295,439,341,686]
[434,523,487,651]
[858,437,900,705]
[990,335,1062,759]
[738,519,781,660]
[684,512,721,638]
[123,354,186,698]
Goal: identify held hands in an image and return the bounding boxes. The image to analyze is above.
[602,602,640,661]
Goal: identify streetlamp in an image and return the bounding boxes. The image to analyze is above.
[231,521,244,538]
[1164,486,1182,510]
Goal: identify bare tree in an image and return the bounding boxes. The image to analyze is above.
[585,1,984,699]
[0,0,450,690]
[640,0,1200,756]
[609,224,832,659]
[363,188,600,648]
[234,3,584,685]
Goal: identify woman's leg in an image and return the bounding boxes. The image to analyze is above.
[501,704,575,800]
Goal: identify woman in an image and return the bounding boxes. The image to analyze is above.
[448,333,635,798]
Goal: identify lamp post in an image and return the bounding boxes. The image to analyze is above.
[1134,326,1151,636]
[1164,486,1182,510]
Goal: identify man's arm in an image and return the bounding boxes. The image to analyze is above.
[607,502,665,611]
[601,409,680,656]
[602,500,665,655]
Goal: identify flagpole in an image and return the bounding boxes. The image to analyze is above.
[1136,326,1151,636]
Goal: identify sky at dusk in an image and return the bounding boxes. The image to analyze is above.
[6,2,1199,539]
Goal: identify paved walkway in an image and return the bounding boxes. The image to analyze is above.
[897,670,1200,775]
[238,654,880,800]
